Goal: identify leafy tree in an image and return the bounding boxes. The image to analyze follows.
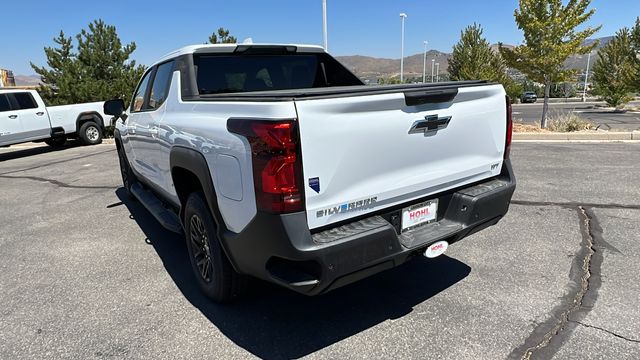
[592,28,636,108]
[550,82,577,98]
[500,0,601,128]
[31,20,145,107]
[449,23,521,102]
[209,27,237,44]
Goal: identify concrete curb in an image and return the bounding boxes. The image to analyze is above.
[514,131,640,141]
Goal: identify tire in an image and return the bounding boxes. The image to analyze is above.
[184,192,243,303]
[44,137,66,147]
[117,146,136,199]
[79,121,103,145]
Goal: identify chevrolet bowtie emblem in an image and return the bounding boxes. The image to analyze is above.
[408,115,452,134]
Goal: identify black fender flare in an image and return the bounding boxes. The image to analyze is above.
[169,146,240,271]
[75,112,104,131]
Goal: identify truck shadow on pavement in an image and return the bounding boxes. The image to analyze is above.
[117,188,471,359]
[0,141,83,162]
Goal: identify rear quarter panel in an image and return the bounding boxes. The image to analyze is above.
[160,71,299,233]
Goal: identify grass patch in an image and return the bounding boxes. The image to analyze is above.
[513,120,549,133]
[546,112,593,132]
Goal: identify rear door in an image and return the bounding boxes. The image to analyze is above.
[135,60,174,190]
[0,93,22,145]
[10,92,50,137]
[126,68,155,179]
[295,84,508,230]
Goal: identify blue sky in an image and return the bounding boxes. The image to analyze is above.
[1,0,638,75]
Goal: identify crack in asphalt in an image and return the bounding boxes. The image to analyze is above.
[512,199,640,210]
[0,174,118,190]
[568,320,640,344]
[510,206,603,360]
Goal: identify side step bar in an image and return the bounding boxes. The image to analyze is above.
[130,182,182,233]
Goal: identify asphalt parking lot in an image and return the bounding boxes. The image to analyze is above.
[1,142,639,359]
[514,101,640,131]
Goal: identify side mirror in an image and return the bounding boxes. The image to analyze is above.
[104,99,125,117]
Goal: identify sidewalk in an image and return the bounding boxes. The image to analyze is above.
[514,131,640,141]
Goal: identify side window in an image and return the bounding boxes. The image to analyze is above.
[11,92,38,110]
[131,70,153,112]
[0,94,10,112]
[148,61,174,110]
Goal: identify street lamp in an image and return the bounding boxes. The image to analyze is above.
[322,0,328,51]
[582,51,592,102]
[400,13,407,83]
[435,63,440,82]
[431,59,435,82]
[423,41,428,83]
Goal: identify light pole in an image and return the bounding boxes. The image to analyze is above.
[322,0,328,51]
[582,51,592,102]
[400,13,407,83]
[431,59,435,82]
[436,63,440,82]
[422,41,428,83]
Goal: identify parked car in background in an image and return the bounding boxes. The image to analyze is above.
[0,89,110,147]
[106,43,516,303]
[520,91,538,103]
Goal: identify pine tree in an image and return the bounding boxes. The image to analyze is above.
[592,29,636,108]
[500,0,601,128]
[31,20,145,106]
[450,24,499,81]
[449,24,521,102]
[629,17,640,92]
[209,28,237,44]
[30,32,82,105]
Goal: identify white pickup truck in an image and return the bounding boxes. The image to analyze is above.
[105,43,516,302]
[0,89,109,147]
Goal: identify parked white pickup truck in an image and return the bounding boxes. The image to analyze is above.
[105,43,516,302]
[0,89,109,147]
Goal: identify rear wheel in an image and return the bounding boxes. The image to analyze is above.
[184,192,243,303]
[44,137,66,147]
[79,121,103,145]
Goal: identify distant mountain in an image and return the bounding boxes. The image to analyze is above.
[338,36,613,82]
[14,75,41,86]
[336,50,451,83]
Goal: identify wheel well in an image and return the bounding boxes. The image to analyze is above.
[76,112,103,131]
[172,167,204,211]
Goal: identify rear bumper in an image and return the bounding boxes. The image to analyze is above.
[221,160,516,295]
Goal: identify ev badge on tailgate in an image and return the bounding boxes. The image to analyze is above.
[409,114,452,135]
[309,177,320,193]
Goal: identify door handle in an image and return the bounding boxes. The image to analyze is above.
[8,115,18,119]
[36,112,45,116]
[149,127,159,136]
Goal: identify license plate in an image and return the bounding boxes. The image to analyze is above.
[401,200,438,232]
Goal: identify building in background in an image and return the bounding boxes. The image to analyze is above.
[0,69,16,87]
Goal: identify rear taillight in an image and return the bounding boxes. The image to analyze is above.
[505,96,513,159]
[228,119,304,213]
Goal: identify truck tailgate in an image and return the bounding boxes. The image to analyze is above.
[295,84,507,230]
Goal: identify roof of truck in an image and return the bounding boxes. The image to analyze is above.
[154,43,326,66]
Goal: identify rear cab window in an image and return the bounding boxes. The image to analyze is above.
[9,92,38,110]
[193,53,363,95]
[0,94,10,112]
